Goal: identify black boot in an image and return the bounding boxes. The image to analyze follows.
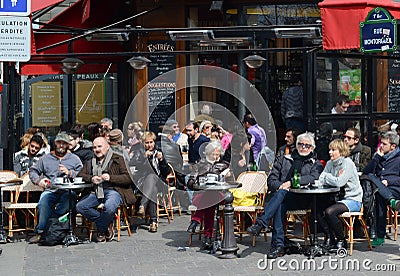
[323,231,336,249]
[187,220,199,233]
[336,239,347,250]
[201,236,212,250]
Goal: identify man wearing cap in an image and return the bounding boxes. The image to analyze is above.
[165,119,188,154]
[29,132,83,243]
[108,128,130,162]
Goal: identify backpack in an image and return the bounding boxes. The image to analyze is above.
[255,146,275,173]
[39,214,69,246]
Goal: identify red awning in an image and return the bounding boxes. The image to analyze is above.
[319,0,400,50]
[22,0,132,75]
[31,0,65,13]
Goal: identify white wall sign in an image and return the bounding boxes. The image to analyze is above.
[0,16,31,61]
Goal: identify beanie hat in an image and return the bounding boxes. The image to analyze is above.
[109,129,123,144]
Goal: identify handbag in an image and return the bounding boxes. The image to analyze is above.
[230,188,262,207]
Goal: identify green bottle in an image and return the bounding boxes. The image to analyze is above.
[292,169,300,189]
[253,162,258,171]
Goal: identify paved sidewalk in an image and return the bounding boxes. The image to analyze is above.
[0,214,399,275]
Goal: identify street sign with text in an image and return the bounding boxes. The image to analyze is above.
[0,16,31,61]
[0,0,30,16]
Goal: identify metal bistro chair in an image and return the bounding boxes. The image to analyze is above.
[233,171,268,247]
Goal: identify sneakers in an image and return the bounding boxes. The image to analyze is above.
[267,246,285,259]
[28,234,41,244]
[137,205,145,218]
[389,199,400,211]
[106,221,115,242]
[149,222,158,233]
[246,222,263,236]
[96,232,106,243]
[371,237,384,247]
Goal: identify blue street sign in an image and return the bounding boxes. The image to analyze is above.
[0,0,30,16]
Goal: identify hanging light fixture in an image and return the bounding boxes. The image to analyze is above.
[61,57,84,74]
[243,32,265,69]
[127,56,151,70]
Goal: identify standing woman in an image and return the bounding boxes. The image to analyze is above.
[318,139,363,250]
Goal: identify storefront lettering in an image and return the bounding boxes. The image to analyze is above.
[147,43,174,52]
[363,37,392,45]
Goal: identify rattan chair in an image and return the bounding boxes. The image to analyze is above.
[233,171,268,246]
[387,206,399,241]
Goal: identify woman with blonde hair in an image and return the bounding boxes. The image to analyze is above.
[318,139,363,251]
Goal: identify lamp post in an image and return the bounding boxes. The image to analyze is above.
[61,58,84,124]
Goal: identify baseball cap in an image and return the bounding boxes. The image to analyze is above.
[55,132,70,143]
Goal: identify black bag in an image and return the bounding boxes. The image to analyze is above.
[284,238,303,255]
[39,214,69,246]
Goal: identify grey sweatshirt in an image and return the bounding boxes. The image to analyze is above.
[318,156,363,202]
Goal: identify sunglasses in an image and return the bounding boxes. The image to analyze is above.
[343,135,356,140]
[298,142,313,149]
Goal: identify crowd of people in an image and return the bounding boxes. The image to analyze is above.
[9,102,400,260]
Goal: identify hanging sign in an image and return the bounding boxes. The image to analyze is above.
[360,7,397,53]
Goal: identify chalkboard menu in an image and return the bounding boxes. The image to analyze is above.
[147,41,176,134]
[388,59,400,120]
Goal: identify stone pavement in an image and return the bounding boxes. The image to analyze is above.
[0,213,399,276]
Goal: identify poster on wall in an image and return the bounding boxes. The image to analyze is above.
[32,82,61,126]
[388,59,400,120]
[75,81,105,124]
[339,69,361,106]
[147,41,176,134]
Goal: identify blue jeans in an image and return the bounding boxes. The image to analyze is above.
[76,189,122,233]
[256,189,289,247]
[37,190,76,233]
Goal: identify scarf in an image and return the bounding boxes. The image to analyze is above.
[91,149,113,199]
[285,149,313,182]
[383,146,400,161]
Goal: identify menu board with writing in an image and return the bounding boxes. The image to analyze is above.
[31,82,61,126]
[147,41,176,134]
[388,59,400,118]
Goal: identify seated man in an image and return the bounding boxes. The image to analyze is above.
[29,133,83,243]
[343,127,371,172]
[247,132,323,259]
[76,137,135,242]
[363,130,400,246]
[14,134,45,177]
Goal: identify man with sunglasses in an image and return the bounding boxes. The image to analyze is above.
[14,134,45,177]
[343,128,371,172]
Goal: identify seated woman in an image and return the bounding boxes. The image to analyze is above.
[129,131,170,233]
[247,132,323,259]
[186,140,233,250]
[318,139,363,251]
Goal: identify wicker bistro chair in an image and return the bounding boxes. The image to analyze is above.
[386,206,399,241]
[157,164,182,222]
[4,173,43,237]
[233,171,268,247]
[339,205,373,256]
[284,209,312,245]
[1,171,20,208]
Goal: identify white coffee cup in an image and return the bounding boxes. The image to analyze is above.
[73,177,83,183]
[314,180,322,188]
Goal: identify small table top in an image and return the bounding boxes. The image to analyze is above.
[290,186,340,194]
[53,182,93,189]
[195,181,241,191]
[0,180,23,188]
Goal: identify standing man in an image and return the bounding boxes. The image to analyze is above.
[281,76,304,131]
[14,134,45,177]
[243,114,267,162]
[29,133,83,243]
[165,119,188,154]
[276,127,301,158]
[185,121,210,164]
[331,95,351,133]
[76,137,135,243]
[363,131,400,246]
[100,117,113,130]
[343,127,371,172]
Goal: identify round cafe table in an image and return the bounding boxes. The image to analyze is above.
[194,181,241,259]
[54,182,93,246]
[290,185,340,258]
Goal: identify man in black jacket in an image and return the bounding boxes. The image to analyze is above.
[344,127,371,172]
[68,125,93,163]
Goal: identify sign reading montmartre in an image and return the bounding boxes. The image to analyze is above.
[0,16,31,61]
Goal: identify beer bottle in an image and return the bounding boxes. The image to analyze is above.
[292,169,300,189]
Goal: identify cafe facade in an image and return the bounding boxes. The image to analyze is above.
[2,0,400,167]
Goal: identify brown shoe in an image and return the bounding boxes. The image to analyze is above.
[149,222,158,233]
[96,232,106,243]
[137,205,145,218]
[28,234,41,244]
[106,221,115,242]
